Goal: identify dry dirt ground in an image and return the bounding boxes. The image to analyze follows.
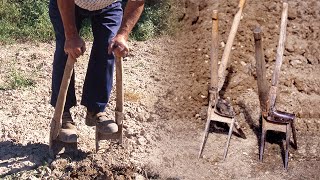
[1,0,320,179]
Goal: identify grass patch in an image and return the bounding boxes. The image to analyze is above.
[125,91,141,102]
[0,69,35,90]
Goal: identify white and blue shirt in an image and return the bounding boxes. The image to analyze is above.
[75,0,120,11]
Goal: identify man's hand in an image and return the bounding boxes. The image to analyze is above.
[64,35,86,60]
[57,0,86,61]
[108,0,144,57]
[108,34,129,57]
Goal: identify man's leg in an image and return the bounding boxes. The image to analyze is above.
[81,2,123,133]
[49,0,86,112]
[49,0,84,142]
[81,2,123,113]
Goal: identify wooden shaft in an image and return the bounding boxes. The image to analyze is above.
[269,1,288,109]
[272,2,288,86]
[50,56,75,141]
[116,56,124,113]
[209,10,219,105]
[254,27,269,115]
[218,0,246,90]
[239,0,246,7]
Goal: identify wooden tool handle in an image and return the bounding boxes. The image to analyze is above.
[254,27,269,115]
[115,56,124,125]
[271,1,288,87]
[50,56,75,142]
[269,1,288,109]
[115,56,124,114]
[218,0,246,91]
[209,10,219,105]
[239,0,246,8]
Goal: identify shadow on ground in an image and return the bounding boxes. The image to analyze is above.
[0,140,89,177]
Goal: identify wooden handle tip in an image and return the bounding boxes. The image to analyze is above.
[282,0,288,7]
[212,10,218,20]
[253,27,262,40]
[239,0,246,7]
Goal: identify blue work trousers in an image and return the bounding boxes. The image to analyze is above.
[49,0,123,113]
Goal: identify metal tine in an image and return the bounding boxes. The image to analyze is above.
[291,121,298,149]
[285,124,291,170]
[198,110,212,158]
[223,118,235,160]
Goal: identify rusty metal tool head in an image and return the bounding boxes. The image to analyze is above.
[199,0,246,159]
[254,1,297,170]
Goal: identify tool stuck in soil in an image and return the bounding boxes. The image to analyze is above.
[49,56,78,157]
[199,0,246,160]
[49,56,124,156]
[96,56,124,152]
[254,1,297,170]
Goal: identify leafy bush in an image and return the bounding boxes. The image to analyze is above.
[0,0,54,43]
[130,0,170,41]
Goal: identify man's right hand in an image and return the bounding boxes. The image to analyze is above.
[64,35,86,60]
[57,0,85,60]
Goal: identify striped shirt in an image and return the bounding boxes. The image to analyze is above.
[75,0,120,11]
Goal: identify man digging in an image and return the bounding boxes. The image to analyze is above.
[49,0,144,142]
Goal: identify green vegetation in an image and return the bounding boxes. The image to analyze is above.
[0,0,53,43]
[0,69,35,90]
[0,0,172,43]
[130,0,171,41]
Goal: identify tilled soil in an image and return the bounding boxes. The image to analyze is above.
[1,0,320,179]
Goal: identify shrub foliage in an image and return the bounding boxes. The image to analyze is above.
[130,0,170,41]
[0,0,170,43]
[0,0,53,42]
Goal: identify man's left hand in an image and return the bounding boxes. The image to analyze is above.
[108,34,129,57]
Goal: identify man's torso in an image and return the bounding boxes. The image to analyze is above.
[75,0,121,11]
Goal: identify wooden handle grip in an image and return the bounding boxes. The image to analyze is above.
[217,0,246,90]
[239,0,246,8]
[115,56,124,113]
[254,27,269,115]
[271,1,288,87]
[210,10,219,105]
[268,1,288,110]
[212,10,218,20]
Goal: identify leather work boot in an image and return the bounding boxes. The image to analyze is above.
[58,112,78,143]
[85,111,97,126]
[86,111,118,134]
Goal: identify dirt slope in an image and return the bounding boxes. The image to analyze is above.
[1,0,320,179]
[143,0,320,179]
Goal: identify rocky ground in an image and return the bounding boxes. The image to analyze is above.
[0,0,319,179]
